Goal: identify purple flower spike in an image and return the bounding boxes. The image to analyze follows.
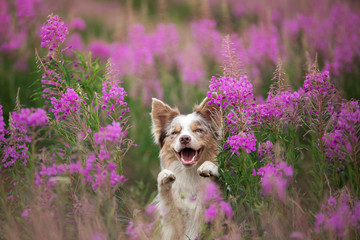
[41,15,69,51]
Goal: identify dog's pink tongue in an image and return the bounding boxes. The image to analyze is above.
[182,148,195,162]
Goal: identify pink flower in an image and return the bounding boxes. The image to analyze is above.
[227,131,257,154]
[220,201,233,218]
[204,182,222,203]
[256,162,293,201]
[315,193,359,237]
[50,88,82,120]
[191,19,222,61]
[66,33,84,51]
[88,41,111,59]
[41,15,69,51]
[21,208,30,219]
[0,105,7,142]
[208,75,254,109]
[94,122,127,146]
[204,204,218,223]
[145,204,156,216]
[70,17,86,31]
[109,171,122,186]
[108,162,117,171]
[11,108,49,128]
[101,81,128,115]
[177,45,205,85]
[2,108,47,168]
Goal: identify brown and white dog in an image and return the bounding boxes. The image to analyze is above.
[151,94,220,240]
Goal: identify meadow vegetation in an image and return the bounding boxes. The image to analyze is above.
[1,0,360,239]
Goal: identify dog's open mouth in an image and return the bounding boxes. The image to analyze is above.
[176,147,203,166]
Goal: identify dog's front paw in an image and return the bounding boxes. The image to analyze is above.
[158,169,176,187]
[197,161,219,177]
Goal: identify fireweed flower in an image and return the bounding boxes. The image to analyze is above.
[303,71,332,97]
[111,23,156,77]
[323,100,360,162]
[152,23,179,64]
[294,4,360,76]
[67,33,84,51]
[208,75,254,109]
[191,19,222,61]
[323,130,346,162]
[255,162,293,201]
[258,140,274,159]
[126,221,138,240]
[337,101,360,135]
[208,74,257,155]
[256,89,304,126]
[88,40,111,59]
[50,88,82,120]
[16,0,39,26]
[302,70,338,160]
[0,105,6,142]
[202,182,233,224]
[92,122,128,188]
[21,208,30,219]
[244,24,279,67]
[204,204,218,223]
[204,181,223,203]
[110,23,178,102]
[220,201,233,218]
[315,193,360,237]
[101,81,128,117]
[227,24,279,79]
[41,15,69,51]
[37,154,125,190]
[0,1,27,54]
[2,108,48,168]
[177,45,205,85]
[70,17,86,31]
[94,121,128,147]
[0,2,11,39]
[145,204,156,216]
[109,170,125,186]
[11,108,49,128]
[39,163,67,176]
[82,154,95,183]
[227,131,257,154]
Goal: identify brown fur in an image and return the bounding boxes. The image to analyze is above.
[151,99,180,148]
[151,95,220,239]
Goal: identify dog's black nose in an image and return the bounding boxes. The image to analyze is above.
[180,135,191,144]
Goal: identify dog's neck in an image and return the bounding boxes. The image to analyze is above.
[167,161,209,195]
[167,161,199,179]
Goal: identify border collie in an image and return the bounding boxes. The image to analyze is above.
[151,94,220,239]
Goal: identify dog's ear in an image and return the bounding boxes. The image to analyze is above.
[193,93,221,133]
[151,98,180,145]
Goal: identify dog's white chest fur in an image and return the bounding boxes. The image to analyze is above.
[169,162,209,237]
[155,161,218,240]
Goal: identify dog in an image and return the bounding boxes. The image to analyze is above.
[151,94,220,240]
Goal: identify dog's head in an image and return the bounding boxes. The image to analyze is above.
[151,94,220,169]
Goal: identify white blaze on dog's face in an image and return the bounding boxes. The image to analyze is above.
[167,113,208,166]
[151,94,220,169]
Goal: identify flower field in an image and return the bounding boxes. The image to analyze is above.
[1,0,360,239]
